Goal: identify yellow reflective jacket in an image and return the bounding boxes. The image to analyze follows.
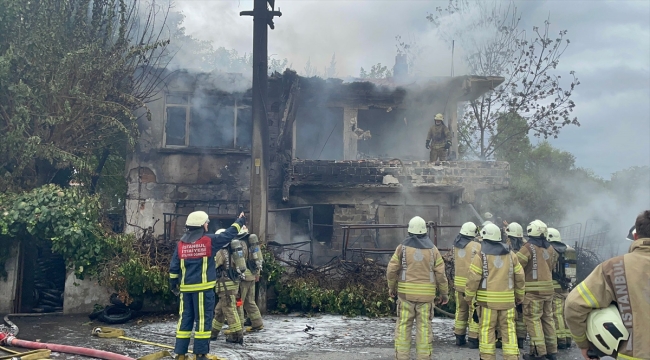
[453,240,481,293]
[564,239,650,360]
[516,240,557,296]
[465,249,525,310]
[387,244,449,303]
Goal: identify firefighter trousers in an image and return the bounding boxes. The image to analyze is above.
[552,293,571,346]
[212,292,242,333]
[516,305,527,339]
[523,294,557,356]
[454,291,479,339]
[478,307,519,360]
[175,290,215,355]
[429,147,447,162]
[238,280,263,329]
[394,299,434,360]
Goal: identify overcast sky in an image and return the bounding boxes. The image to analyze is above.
[176,0,650,179]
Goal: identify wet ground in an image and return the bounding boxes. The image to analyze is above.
[2,313,589,359]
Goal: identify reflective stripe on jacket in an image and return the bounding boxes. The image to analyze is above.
[516,243,556,295]
[454,241,481,293]
[465,251,525,310]
[387,244,449,303]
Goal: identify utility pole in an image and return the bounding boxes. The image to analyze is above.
[241,1,281,244]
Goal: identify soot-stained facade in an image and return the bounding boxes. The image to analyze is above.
[126,67,508,263]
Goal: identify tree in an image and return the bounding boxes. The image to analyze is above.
[0,0,171,194]
[429,0,580,159]
[359,63,393,79]
[324,53,337,79]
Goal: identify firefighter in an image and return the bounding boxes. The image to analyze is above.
[211,229,247,344]
[386,216,449,360]
[547,227,575,349]
[235,227,264,332]
[169,211,245,360]
[516,220,558,360]
[504,222,528,348]
[564,210,650,360]
[464,223,525,360]
[452,222,482,348]
[425,113,451,162]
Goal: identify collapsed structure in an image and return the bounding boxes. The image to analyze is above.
[125,59,508,265]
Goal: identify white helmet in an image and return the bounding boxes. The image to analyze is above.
[547,228,562,243]
[459,222,479,237]
[586,305,630,355]
[505,222,524,238]
[626,225,636,242]
[480,223,502,242]
[527,219,548,237]
[408,216,427,235]
[215,228,226,235]
[186,211,210,227]
[482,220,493,226]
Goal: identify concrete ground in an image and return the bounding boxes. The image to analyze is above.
[2,313,592,360]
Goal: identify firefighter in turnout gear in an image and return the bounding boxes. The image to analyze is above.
[464,223,525,360]
[211,229,247,344]
[504,222,528,348]
[565,210,650,360]
[452,222,482,348]
[547,228,575,349]
[387,216,449,360]
[169,211,245,360]
[235,227,264,332]
[425,113,451,162]
[516,220,558,360]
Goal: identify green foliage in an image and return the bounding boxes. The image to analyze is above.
[275,279,393,317]
[0,0,170,193]
[359,63,393,79]
[262,247,285,287]
[0,184,113,278]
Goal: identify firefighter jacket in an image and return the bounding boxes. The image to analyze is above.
[564,238,650,360]
[426,122,450,147]
[465,241,525,310]
[215,247,241,294]
[169,218,244,293]
[387,235,449,303]
[516,236,557,296]
[240,241,259,282]
[453,234,482,293]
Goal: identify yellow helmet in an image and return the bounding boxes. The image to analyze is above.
[434,113,444,121]
[526,219,548,237]
[459,222,479,237]
[408,216,427,235]
[505,222,524,238]
[547,228,562,242]
[186,211,209,227]
[480,223,502,241]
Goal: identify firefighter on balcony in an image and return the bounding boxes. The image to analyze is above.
[547,227,576,350]
[235,226,265,332]
[387,216,449,360]
[211,228,248,344]
[464,223,525,360]
[169,211,245,360]
[516,220,558,360]
[504,222,528,348]
[452,222,482,348]
[425,113,451,162]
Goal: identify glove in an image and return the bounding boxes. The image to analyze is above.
[444,140,451,150]
[425,140,431,149]
[440,294,449,305]
[472,309,479,323]
[170,278,180,297]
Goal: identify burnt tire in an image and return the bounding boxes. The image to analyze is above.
[99,305,133,324]
[89,306,106,320]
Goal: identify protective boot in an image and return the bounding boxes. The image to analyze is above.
[565,337,572,347]
[545,354,558,360]
[245,325,264,333]
[455,334,466,346]
[557,342,567,350]
[210,329,220,341]
[174,355,186,360]
[226,330,244,345]
[517,338,525,349]
[522,355,546,360]
[195,355,208,360]
[244,318,252,326]
[467,337,479,349]
[496,338,502,348]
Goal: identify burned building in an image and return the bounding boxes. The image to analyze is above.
[125,66,508,264]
